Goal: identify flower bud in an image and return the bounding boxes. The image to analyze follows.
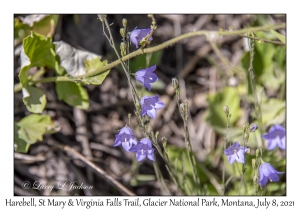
[250,124,258,132]
[122,19,127,29]
[98,14,107,22]
[172,78,179,90]
[256,149,259,157]
[120,28,126,38]
[252,159,256,168]
[179,103,185,115]
[162,137,167,148]
[223,106,229,116]
[120,42,126,57]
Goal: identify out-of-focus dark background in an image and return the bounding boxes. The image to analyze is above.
[14,14,286,196]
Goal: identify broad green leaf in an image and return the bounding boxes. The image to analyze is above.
[204,87,242,133]
[167,146,220,195]
[23,85,46,113]
[274,46,286,70]
[17,114,55,144]
[242,34,276,91]
[19,32,64,86]
[56,82,89,110]
[82,57,110,85]
[14,123,30,153]
[259,99,286,127]
[129,50,163,73]
[270,30,286,44]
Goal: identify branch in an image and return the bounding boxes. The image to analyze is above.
[14,23,285,92]
[54,143,136,196]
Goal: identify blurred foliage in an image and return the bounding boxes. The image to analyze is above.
[14,15,59,45]
[14,114,56,153]
[204,87,242,133]
[129,50,163,73]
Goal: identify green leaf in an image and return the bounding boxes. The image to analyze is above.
[17,114,55,145]
[167,146,220,195]
[23,85,46,113]
[14,123,30,153]
[270,30,286,44]
[259,99,286,127]
[241,35,276,91]
[204,87,242,132]
[82,57,110,85]
[56,82,89,110]
[129,50,163,73]
[19,32,64,86]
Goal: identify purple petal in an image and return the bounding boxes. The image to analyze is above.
[224,148,234,156]
[136,29,152,41]
[141,106,148,116]
[119,127,134,135]
[140,138,152,147]
[268,173,280,182]
[269,124,285,133]
[130,138,138,147]
[235,150,245,163]
[146,65,156,73]
[258,176,268,187]
[267,138,278,150]
[232,142,241,148]
[135,69,147,77]
[135,74,145,84]
[140,95,153,106]
[146,72,158,83]
[136,150,147,161]
[140,138,151,147]
[122,142,131,151]
[129,144,140,153]
[144,81,152,91]
[240,146,249,153]
[278,136,286,150]
[113,137,122,147]
[130,29,141,48]
[147,149,155,161]
[228,155,236,164]
[147,108,156,118]
[154,101,165,109]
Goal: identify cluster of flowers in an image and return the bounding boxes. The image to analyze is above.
[224,124,286,187]
[114,29,164,162]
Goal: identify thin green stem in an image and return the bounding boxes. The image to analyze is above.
[247,34,264,147]
[222,113,230,195]
[239,34,285,46]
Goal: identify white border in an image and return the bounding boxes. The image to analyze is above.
[2,0,299,209]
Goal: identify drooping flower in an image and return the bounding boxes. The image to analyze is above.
[135,65,158,91]
[258,162,284,187]
[250,124,258,132]
[114,127,137,151]
[140,95,165,119]
[224,142,249,164]
[130,28,153,48]
[262,124,286,150]
[129,138,155,161]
